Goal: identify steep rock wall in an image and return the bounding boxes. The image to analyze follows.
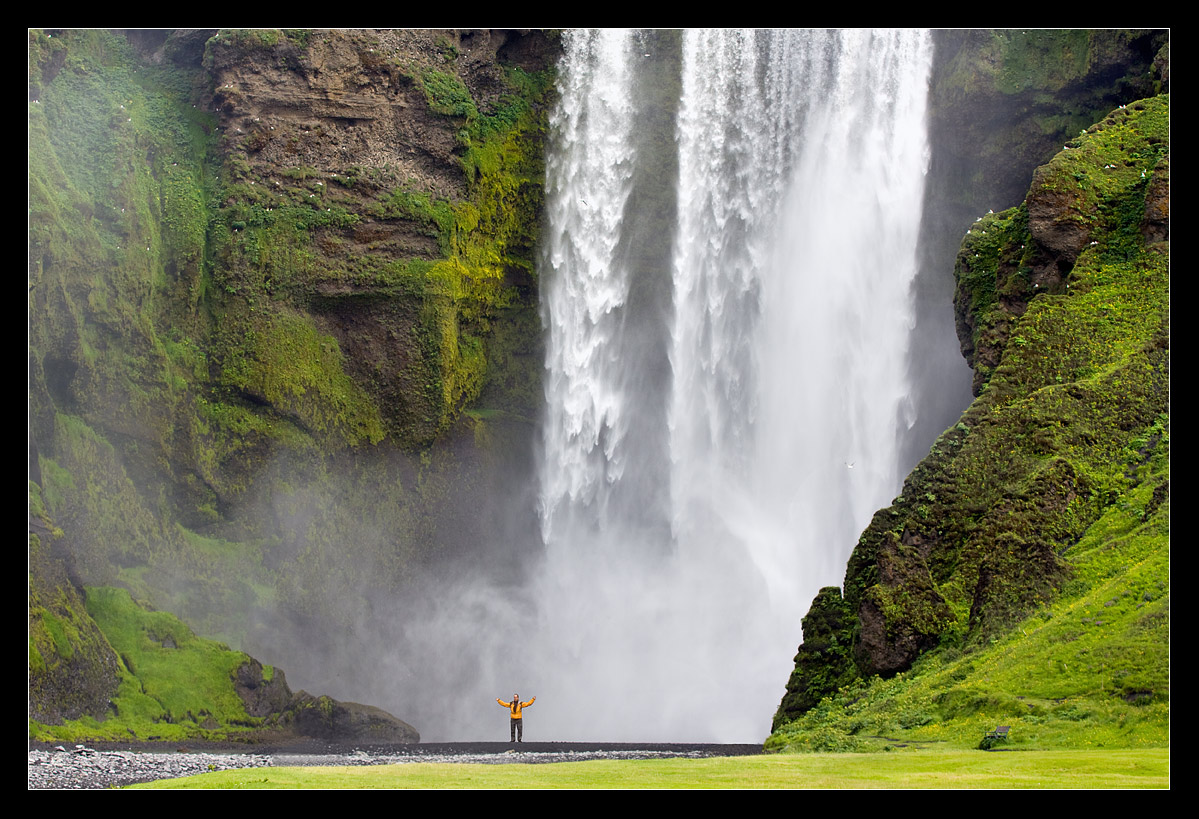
[28,28,556,740]
[903,30,1164,469]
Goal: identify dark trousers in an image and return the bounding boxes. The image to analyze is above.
[510,717,523,741]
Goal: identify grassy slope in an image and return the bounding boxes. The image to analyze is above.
[766,484,1168,753]
[131,750,1169,789]
[30,586,266,743]
[769,96,1168,753]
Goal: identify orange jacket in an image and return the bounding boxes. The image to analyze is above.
[498,697,535,718]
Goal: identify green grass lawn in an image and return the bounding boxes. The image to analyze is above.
[130,748,1168,789]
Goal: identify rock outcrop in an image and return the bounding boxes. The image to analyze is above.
[285,694,420,744]
[28,486,121,725]
[903,28,1165,479]
[774,39,1168,731]
[28,28,556,742]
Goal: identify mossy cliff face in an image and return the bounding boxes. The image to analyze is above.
[773,81,1168,731]
[201,29,554,449]
[905,29,1164,477]
[29,29,555,739]
[955,94,1169,395]
[928,30,1165,217]
[29,483,121,725]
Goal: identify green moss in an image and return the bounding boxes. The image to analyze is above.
[342,60,553,443]
[29,31,554,726]
[40,417,169,580]
[420,69,478,119]
[33,586,263,741]
[29,635,47,676]
[217,29,283,50]
[281,30,313,49]
[990,30,1092,95]
[370,189,456,254]
[219,311,385,447]
[1032,97,1168,259]
[773,587,858,730]
[201,48,552,450]
[778,93,1169,741]
[768,501,1169,753]
[29,28,226,539]
[40,611,78,660]
[29,490,123,725]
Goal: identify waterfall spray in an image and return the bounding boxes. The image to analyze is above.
[531,29,933,742]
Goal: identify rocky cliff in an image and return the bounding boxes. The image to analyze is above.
[771,37,1168,747]
[29,27,557,742]
[30,29,1168,747]
[904,30,1165,466]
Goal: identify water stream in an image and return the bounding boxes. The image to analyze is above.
[529,29,933,741]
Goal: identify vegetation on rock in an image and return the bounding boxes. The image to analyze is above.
[29,483,121,726]
[771,88,1168,752]
[31,584,264,742]
[30,29,1167,751]
[29,28,556,740]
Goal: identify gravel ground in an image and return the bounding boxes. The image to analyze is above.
[28,742,762,789]
[28,746,273,790]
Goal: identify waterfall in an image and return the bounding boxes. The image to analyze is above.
[530,29,933,742]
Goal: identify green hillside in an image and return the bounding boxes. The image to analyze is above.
[770,94,1169,753]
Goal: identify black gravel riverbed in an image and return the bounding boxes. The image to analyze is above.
[28,741,763,789]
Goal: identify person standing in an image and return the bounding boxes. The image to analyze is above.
[497,694,536,742]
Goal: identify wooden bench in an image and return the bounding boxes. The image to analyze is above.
[984,725,1010,742]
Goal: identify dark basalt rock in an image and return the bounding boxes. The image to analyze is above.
[284,693,420,744]
[772,587,856,731]
[234,659,294,718]
[236,659,419,743]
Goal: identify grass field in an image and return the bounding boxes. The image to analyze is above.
[130,748,1168,789]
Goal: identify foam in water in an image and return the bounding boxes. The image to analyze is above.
[530,29,932,741]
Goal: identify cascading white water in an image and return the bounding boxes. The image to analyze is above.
[539,29,643,547]
[531,29,933,742]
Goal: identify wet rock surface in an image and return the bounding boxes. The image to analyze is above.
[28,741,762,789]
